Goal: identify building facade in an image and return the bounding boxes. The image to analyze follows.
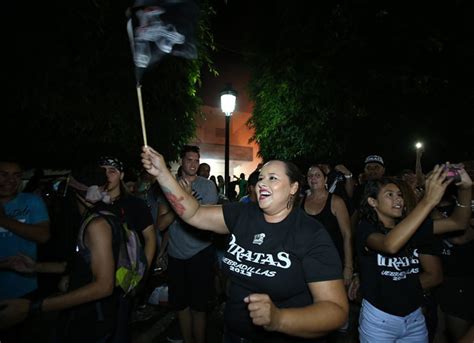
[189,105,261,181]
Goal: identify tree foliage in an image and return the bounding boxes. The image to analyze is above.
[4,0,216,172]
[246,1,474,172]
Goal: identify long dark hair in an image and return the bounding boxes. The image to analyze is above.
[359,177,405,231]
[282,160,304,209]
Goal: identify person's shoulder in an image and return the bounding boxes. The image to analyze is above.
[291,209,336,248]
[85,214,115,237]
[239,195,250,203]
[17,192,45,203]
[195,176,215,187]
[358,219,375,229]
[225,199,256,210]
[331,193,344,203]
[296,208,325,232]
[223,201,259,229]
[225,200,260,218]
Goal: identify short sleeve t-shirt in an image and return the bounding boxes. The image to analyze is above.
[222,202,342,342]
[356,218,436,316]
[0,192,50,300]
[168,176,219,259]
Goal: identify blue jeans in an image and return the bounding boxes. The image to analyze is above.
[359,299,428,342]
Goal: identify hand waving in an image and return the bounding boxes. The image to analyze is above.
[141,146,167,178]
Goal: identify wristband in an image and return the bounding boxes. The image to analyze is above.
[28,299,43,317]
[344,173,353,179]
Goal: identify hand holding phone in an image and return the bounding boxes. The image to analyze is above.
[445,164,462,183]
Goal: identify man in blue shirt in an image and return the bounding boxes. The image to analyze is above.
[0,160,50,301]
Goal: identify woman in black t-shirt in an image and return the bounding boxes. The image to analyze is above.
[141,146,348,342]
[356,165,472,342]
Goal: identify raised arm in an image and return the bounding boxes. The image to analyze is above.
[415,147,425,187]
[141,146,229,234]
[334,164,355,198]
[433,166,472,235]
[245,279,348,338]
[367,165,452,254]
[447,222,474,245]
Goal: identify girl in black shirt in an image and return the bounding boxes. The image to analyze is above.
[356,164,472,342]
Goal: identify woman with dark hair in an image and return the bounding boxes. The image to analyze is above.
[0,164,121,342]
[356,164,472,342]
[141,146,348,342]
[302,165,353,286]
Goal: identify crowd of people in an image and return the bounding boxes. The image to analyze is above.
[0,146,472,343]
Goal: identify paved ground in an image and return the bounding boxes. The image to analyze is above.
[131,279,361,343]
[8,270,360,343]
[131,304,361,343]
[131,302,225,343]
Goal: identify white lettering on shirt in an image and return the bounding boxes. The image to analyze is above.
[377,249,421,281]
[225,234,292,278]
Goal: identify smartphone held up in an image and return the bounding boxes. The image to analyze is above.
[445,164,462,183]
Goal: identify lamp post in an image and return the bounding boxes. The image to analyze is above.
[220,84,237,198]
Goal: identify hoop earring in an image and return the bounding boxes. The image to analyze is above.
[287,194,295,209]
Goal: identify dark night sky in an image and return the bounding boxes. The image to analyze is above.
[200,0,474,174]
[198,0,255,113]
[4,0,473,173]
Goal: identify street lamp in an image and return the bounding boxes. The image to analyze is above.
[220,83,237,198]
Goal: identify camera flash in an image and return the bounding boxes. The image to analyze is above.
[415,142,423,149]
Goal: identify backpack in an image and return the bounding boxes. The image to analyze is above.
[78,210,148,296]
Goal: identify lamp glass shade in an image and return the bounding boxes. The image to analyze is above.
[220,93,236,115]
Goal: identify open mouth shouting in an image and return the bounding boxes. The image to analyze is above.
[258,188,271,202]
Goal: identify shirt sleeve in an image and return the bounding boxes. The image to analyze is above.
[194,178,218,205]
[356,220,379,255]
[203,180,218,205]
[222,201,248,233]
[298,218,343,282]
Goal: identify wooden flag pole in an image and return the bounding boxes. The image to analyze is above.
[136,85,148,146]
